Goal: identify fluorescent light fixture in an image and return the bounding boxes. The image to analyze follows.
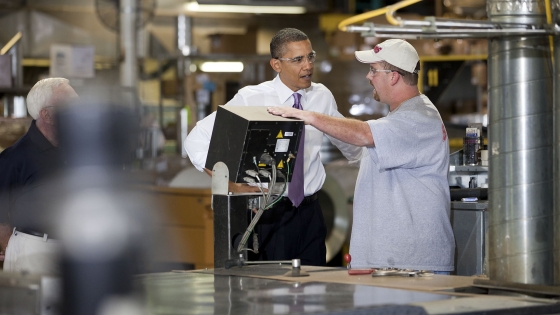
[200,61,244,73]
[184,1,306,14]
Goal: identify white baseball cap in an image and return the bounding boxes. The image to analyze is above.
[355,39,419,74]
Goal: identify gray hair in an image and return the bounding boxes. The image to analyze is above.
[270,28,309,59]
[27,78,70,119]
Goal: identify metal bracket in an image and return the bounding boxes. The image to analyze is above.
[211,161,229,196]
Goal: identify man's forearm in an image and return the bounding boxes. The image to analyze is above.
[307,112,374,147]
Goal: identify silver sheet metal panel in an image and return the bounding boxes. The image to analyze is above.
[136,270,560,315]
[487,0,554,285]
[451,201,487,276]
[139,272,440,315]
[2,268,560,314]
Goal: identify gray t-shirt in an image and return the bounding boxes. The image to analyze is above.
[350,95,455,271]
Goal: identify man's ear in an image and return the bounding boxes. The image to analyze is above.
[40,107,55,125]
[390,72,400,86]
[270,58,281,73]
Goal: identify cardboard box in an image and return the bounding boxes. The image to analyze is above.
[209,28,257,55]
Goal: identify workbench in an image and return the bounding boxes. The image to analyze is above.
[138,266,560,315]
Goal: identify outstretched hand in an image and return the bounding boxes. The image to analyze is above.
[267,107,310,124]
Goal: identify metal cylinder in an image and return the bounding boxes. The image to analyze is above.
[120,0,138,90]
[176,15,192,156]
[487,0,554,285]
[177,14,193,56]
[552,0,560,285]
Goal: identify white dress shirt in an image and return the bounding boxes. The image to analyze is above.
[185,75,362,196]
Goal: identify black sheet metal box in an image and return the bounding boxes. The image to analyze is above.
[205,105,304,183]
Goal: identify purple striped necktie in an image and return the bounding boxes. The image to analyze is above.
[288,92,305,207]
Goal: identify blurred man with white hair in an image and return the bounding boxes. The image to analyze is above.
[0,77,79,275]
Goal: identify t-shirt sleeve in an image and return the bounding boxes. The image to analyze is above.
[367,114,418,170]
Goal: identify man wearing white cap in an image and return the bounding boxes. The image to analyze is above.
[268,39,455,274]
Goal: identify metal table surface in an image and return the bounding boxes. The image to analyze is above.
[137,266,560,315]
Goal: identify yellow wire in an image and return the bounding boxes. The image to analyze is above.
[338,0,422,32]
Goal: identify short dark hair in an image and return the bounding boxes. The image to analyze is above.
[270,28,309,59]
[381,61,420,86]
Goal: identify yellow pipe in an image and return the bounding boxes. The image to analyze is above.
[337,0,421,32]
[386,0,422,26]
[0,32,22,55]
[338,7,389,31]
[545,0,554,66]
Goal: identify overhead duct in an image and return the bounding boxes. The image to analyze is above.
[487,0,554,285]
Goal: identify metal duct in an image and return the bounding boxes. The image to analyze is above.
[552,0,560,285]
[177,14,193,56]
[177,14,192,157]
[120,0,137,95]
[487,0,554,285]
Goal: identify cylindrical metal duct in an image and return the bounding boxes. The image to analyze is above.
[177,14,192,156]
[11,40,22,89]
[551,0,560,285]
[487,0,554,285]
[120,0,138,93]
[177,14,193,56]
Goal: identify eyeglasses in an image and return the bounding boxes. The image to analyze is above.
[369,68,403,76]
[275,51,316,65]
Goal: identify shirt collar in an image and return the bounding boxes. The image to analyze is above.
[273,75,308,105]
[28,120,56,152]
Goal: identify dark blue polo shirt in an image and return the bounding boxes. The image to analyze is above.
[0,120,63,233]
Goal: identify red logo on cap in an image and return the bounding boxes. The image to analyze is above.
[373,45,382,53]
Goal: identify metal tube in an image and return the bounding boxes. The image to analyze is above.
[119,0,137,93]
[357,24,551,39]
[487,0,554,285]
[12,38,22,89]
[177,14,193,56]
[552,0,560,285]
[401,19,497,29]
[177,15,192,155]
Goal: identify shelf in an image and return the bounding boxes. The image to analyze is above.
[451,200,488,211]
[450,165,488,172]
[0,86,31,95]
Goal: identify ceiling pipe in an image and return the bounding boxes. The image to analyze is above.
[348,22,552,39]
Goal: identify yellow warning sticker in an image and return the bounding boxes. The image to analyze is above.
[277,160,284,169]
[276,130,283,138]
[258,163,266,167]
